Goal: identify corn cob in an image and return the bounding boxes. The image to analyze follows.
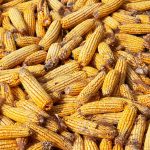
[27,141,53,150]
[136,14,150,24]
[137,94,150,107]
[2,16,17,33]
[65,80,88,96]
[144,122,150,150]
[23,50,47,66]
[40,61,80,82]
[0,72,20,87]
[112,12,140,24]
[0,140,19,150]
[1,0,25,9]
[61,131,75,142]
[16,100,49,118]
[63,19,94,43]
[139,52,150,64]
[58,95,78,104]
[0,28,5,48]
[77,71,105,105]
[48,0,64,15]
[119,24,150,34]
[0,44,40,69]
[99,139,112,150]
[38,20,61,50]
[101,0,111,3]
[102,70,119,96]
[0,125,31,139]
[15,36,40,47]
[103,16,120,30]
[104,24,114,34]
[125,115,146,150]
[23,4,36,36]
[8,8,27,34]
[124,1,150,11]
[82,66,98,77]
[63,116,117,139]
[72,46,82,60]
[1,104,43,124]
[84,136,99,150]
[78,25,104,66]
[113,144,123,150]
[19,68,53,110]
[85,0,99,5]
[43,71,87,93]
[0,115,14,126]
[140,75,150,85]
[61,3,101,29]
[73,133,84,150]
[92,53,114,70]
[36,20,46,38]
[51,103,78,117]
[115,105,137,146]
[73,0,87,11]
[0,82,14,106]
[50,10,62,21]
[27,123,73,150]
[116,34,145,53]
[79,97,126,115]
[4,31,16,52]
[91,112,122,125]
[93,0,124,19]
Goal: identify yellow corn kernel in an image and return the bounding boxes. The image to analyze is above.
[63,19,94,43]
[0,140,19,150]
[84,136,99,150]
[77,71,105,105]
[144,122,150,150]
[19,68,53,110]
[4,31,16,52]
[50,10,62,21]
[91,112,122,125]
[36,20,46,38]
[116,33,145,53]
[0,125,31,139]
[125,115,146,150]
[1,104,43,124]
[23,4,36,36]
[103,16,120,30]
[16,100,49,118]
[65,80,88,96]
[48,0,64,15]
[124,1,150,11]
[137,94,150,107]
[51,103,78,117]
[59,36,82,61]
[61,131,75,142]
[72,46,82,60]
[78,25,104,66]
[113,144,123,150]
[93,0,124,19]
[8,8,27,34]
[0,82,14,106]
[45,116,60,132]
[27,123,73,150]
[0,115,14,126]
[115,105,137,146]
[64,116,117,139]
[140,75,150,85]
[73,0,87,11]
[11,86,26,100]
[61,3,101,29]
[79,97,126,115]
[40,61,80,82]
[16,36,40,47]
[2,16,17,33]
[0,72,20,87]
[42,71,87,93]
[85,0,99,5]
[100,139,112,150]
[39,20,61,50]
[136,14,150,24]
[23,50,47,66]
[0,44,40,70]
[102,70,119,96]
[119,24,150,34]
[73,134,84,150]
[112,12,140,24]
